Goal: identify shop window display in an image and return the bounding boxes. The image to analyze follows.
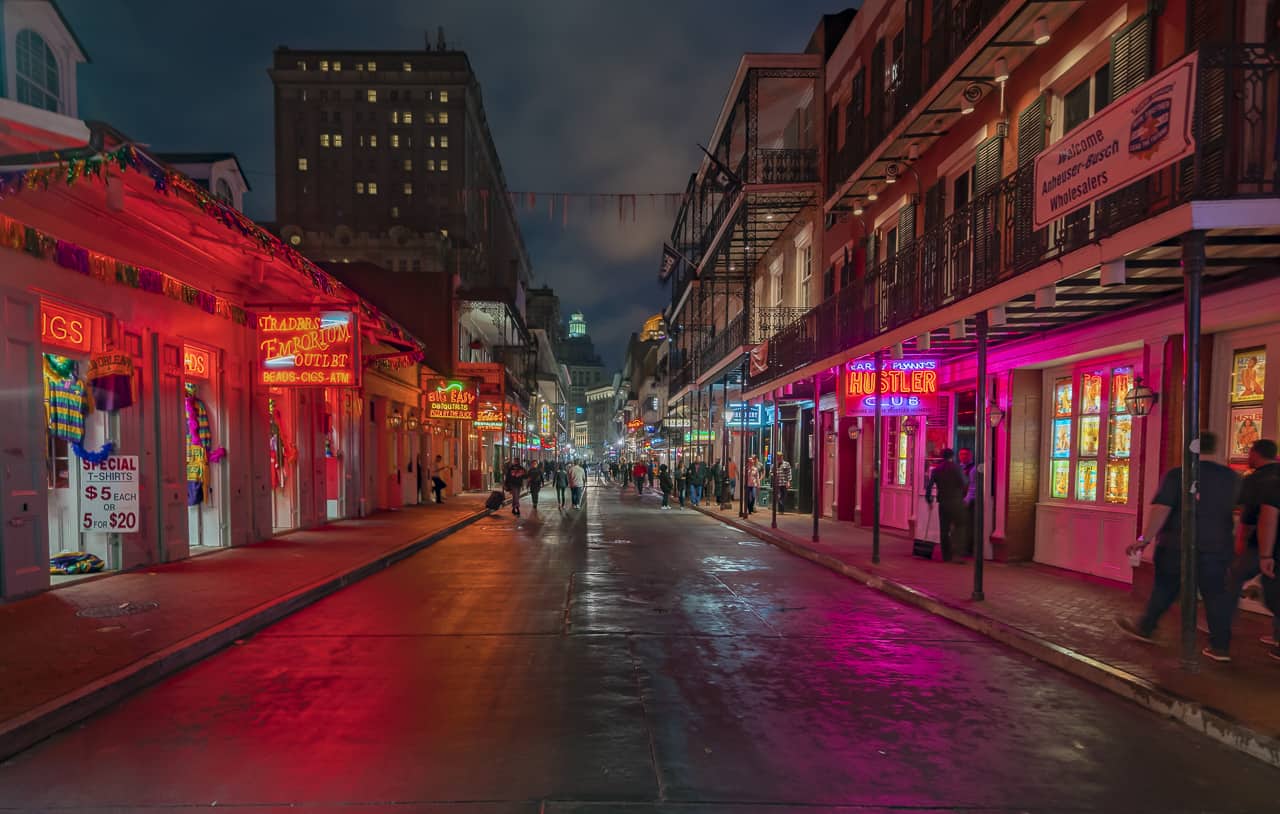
[1046,364,1135,505]
[1229,349,1266,465]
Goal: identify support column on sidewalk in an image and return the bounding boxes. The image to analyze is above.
[813,373,821,543]
[973,313,988,601]
[1181,230,1205,670]
[771,386,781,529]
[873,349,883,564]
[739,390,749,518]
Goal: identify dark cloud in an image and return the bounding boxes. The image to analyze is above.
[63,0,840,368]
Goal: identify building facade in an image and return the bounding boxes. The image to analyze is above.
[670,0,1280,612]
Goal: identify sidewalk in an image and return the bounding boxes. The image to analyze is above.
[696,501,1280,767]
[0,494,491,761]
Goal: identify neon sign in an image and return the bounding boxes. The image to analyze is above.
[724,401,775,428]
[474,408,504,429]
[539,404,553,436]
[40,300,95,354]
[627,419,644,431]
[846,358,937,416]
[183,345,212,380]
[258,311,359,387]
[426,378,478,421]
[683,430,715,442]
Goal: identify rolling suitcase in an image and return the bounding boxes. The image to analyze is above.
[485,490,505,511]
[912,504,936,559]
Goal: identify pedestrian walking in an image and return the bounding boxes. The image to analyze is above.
[553,463,569,508]
[745,455,761,514]
[568,459,587,508]
[659,464,673,509]
[727,458,739,502]
[503,459,527,518]
[688,460,704,506]
[1229,439,1280,659]
[633,460,647,495]
[675,464,686,508]
[431,454,451,504]
[775,456,792,513]
[527,462,544,510]
[1116,432,1241,662]
[925,448,967,563]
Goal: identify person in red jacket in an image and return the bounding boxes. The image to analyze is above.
[632,460,648,495]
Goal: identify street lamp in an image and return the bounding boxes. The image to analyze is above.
[987,400,1005,428]
[1125,377,1159,417]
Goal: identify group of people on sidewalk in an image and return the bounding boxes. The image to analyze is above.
[502,459,587,516]
[614,454,793,515]
[1115,433,1280,663]
[924,447,978,562]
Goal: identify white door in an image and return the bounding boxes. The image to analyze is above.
[226,354,254,546]
[0,290,48,597]
[153,335,189,562]
[117,327,155,568]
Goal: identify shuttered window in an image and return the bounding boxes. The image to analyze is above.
[869,40,885,144]
[1016,95,1047,167]
[1110,15,1152,100]
[897,202,916,249]
[974,134,1003,195]
[1015,96,1048,266]
[923,180,945,230]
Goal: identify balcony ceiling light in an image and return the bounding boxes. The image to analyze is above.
[852,199,864,216]
[1033,17,1050,46]
[867,185,879,202]
[993,57,1010,83]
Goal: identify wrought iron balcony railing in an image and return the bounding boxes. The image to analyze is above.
[698,311,748,375]
[752,306,808,343]
[754,148,819,185]
[762,44,1280,387]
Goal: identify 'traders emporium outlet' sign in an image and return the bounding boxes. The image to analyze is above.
[257,312,359,387]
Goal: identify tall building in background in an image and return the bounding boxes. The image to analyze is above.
[526,286,564,347]
[567,311,587,338]
[269,35,529,295]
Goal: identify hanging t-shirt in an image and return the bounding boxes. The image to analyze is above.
[87,351,135,412]
[47,376,92,443]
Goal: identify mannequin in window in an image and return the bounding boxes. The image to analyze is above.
[185,383,225,506]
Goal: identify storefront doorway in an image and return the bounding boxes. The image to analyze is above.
[183,344,228,554]
[267,389,300,534]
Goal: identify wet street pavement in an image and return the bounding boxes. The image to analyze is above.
[3,487,1279,812]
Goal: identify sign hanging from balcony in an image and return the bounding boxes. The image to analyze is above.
[845,359,937,416]
[258,312,359,387]
[1033,53,1198,229]
[426,379,479,421]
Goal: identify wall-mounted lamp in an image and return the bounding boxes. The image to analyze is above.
[885,164,899,185]
[847,422,861,441]
[1125,377,1159,417]
[987,400,1005,428]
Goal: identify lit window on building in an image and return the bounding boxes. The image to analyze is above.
[355,182,365,194]
[320,134,330,147]
[15,31,60,112]
[297,157,308,171]
[428,135,436,148]
[391,206,400,218]
[370,134,378,147]
[367,89,377,102]
[320,60,329,71]
[440,135,449,149]
[392,111,399,124]
[368,182,378,195]
[296,60,307,70]
[424,112,436,125]
[403,61,412,72]
[367,60,376,71]
[333,133,343,147]
[440,90,449,103]
[355,62,365,72]
[403,111,413,124]
[391,134,400,148]
[440,159,449,172]
[439,111,449,124]
[300,89,308,101]
[404,182,413,195]
[403,159,413,171]
[426,159,436,172]
[332,61,342,71]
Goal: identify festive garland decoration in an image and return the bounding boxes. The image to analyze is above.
[0,144,429,360]
[72,440,114,464]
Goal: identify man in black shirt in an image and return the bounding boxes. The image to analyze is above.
[925,448,967,563]
[1116,432,1241,661]
[1235,439,1280,661]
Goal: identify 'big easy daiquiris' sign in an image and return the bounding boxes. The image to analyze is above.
[425,379,478,420]
[258,311,359,387]
[1033,53,1197,229]
[846,358,938,415]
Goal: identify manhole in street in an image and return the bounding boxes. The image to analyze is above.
[76,601,159,618]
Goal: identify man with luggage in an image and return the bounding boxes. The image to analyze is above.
[925,448,967,563]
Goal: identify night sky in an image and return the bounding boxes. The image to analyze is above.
[63,0,842,368]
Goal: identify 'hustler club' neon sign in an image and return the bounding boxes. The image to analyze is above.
[846,358,938,415]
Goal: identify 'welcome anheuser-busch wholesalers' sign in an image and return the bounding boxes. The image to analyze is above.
[1033,53,1198,230]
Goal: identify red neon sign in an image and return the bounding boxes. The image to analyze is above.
[846,359,938,416]
[40,300,95,354]
[184,345,212,380]
[257,311,359,387]
[426,379,478,421]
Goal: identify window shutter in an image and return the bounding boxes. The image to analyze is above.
[1016,95,1046,167]
[1110,15,1152,100]
[902,0,924,112]
[897,202,916,249]
[974,134,1004,195]
[869,40,886,145]
[1186,0,1235,48]
[847,67,865,157]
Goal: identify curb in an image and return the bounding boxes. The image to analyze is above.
[0,505,495,763]
[697,506,1280,769]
